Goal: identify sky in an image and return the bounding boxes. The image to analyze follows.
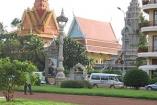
[0,0,142,43]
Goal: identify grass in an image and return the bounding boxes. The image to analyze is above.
[17,85,157,100]
[0,99,77,105]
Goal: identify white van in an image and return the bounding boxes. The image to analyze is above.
[89,73,123,88]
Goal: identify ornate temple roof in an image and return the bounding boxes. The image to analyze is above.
[76,17,118,43]
[19,0,58,40]
[68,17,121,55]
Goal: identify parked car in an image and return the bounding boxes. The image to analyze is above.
[89,73,124,88]
[145,82,157,90]
[33,72,46,84]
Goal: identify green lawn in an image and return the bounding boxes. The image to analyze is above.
[0,99,77,105]
[17,85,157,100]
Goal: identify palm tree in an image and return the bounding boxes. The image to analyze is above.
[21,35,45,71]
[0,22,7,34]
[11,18,21,29]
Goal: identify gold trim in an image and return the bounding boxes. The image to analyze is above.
[33,9,41,23]
[40,10,48,24]
[44,12,52,25]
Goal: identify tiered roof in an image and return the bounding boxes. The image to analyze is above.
[68,17,121,55]
[19,0,58,39]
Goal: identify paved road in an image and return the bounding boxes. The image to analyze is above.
[1,92,157,105]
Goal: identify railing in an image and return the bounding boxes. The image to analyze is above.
[142,0,157,5]
[138,47,148,52]
[141,21,157,27]
[138,46,157,52]
[142,0,149,5]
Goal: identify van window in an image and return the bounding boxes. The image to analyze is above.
[109,76,115,80]
[115,77,120,81]
[109,76,120,81]
[91,75,100,80]
[101,76,108,80]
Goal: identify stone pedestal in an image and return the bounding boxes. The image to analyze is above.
[55,77,65,86]
[55,70,65,86]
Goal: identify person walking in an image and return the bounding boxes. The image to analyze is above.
[24,72,32,95]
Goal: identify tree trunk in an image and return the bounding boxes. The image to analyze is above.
[135,87,139,90]
[3,90,14,102]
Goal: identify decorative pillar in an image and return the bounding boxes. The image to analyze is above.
[55,9,68,85]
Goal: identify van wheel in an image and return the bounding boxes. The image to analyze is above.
[147,87,152,90]
[93,84,98,88]
[110,85,115,88]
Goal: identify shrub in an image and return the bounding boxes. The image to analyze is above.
[124,69,149,89]
[88,69,122,75]
[0,58,37,101]
[88,70,101,75]
[149,77,157,84]
[61,80,92,88]
[34,76,41,86]
[102,70,122,75]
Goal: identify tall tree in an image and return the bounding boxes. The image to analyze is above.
[136,13,148,67]
[139,13,149,28]
[20,35,45,71]
[0,33,45,71]
[0,58,37,101]
[11,18,21,29]
[60,37,90,70]
[138,14,148,50]
[0,22,7,34]
[0,33,20,59]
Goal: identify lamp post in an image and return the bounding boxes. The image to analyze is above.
[55,9,68,85]
[117,7,127,76]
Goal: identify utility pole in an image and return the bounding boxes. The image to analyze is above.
[117,7,126,76]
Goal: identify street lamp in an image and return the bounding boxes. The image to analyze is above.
[117,7,127,76]
[117,7,125,17]
[55,9,68,85]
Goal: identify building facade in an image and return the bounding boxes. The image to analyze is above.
[18,0,58,46]
[121,0,141,70]
[138,0,157,77]
[68,16,121,68]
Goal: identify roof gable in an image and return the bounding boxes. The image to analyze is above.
[68,16,121,55]
[20,9,58,36]
[76,17,118,43]
[21,11,32,30]
[68,17,84,38]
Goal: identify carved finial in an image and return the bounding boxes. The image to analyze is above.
[56,9,68,23]
[34,0,49,11]
[72,10,75,17]
[61,8,64,17]
[34,0,49,17]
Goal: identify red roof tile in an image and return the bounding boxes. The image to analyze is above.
[86,45,120,55]
[86,39,121,55]
[76,17,118,43]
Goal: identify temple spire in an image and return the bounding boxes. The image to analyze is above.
[34,0,49,16]
[121,0,141,70]
[34,0,49,10]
